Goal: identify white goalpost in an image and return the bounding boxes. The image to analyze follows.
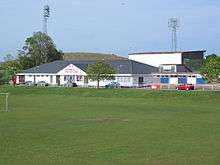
[0,93,9,112]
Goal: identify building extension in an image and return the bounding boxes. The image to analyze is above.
[129,50,206,85]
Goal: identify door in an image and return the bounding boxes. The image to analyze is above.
[69,76,75,83]
[160,76,169,84]
[160,77,170,84]
[178,77,187,84]
[84,76,88,85]
[50,76,53,84]
[138,77,144,85]
[19,75,25,84]
[196,78,205,84]
[34,76,36,84]
[56,75,60,86]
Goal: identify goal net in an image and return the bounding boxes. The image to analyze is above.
[0,93,9,112]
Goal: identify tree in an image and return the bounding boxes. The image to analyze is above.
[184,59,203,71]
[200,54,220,83]
[0,65,8,85]
[4,54,14,62]
[0,55,21,84]
[86,61,116,88]
[18,31,63,69]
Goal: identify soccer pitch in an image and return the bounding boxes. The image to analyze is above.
[0,87,220,165]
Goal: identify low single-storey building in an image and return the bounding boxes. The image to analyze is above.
[16,60,158,87]
[151,64,205,85]
[128,50,206,85]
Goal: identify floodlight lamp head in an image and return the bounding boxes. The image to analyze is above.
[168,18,180,29]
[44,5,50,18]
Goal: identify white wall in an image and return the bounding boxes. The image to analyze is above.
[170,78,178,84]
[16,76,19,84]
[129,53,182,67]
[18,74,56,85]
[60,76,65,85]
[196,74,203,79]
[35,75,50,83]
[117,77,133,87]
[51,76,56,85]
[187,77,197,84]
[87,75,140,87]
[57,64,87,86]
[25,75,34,82]
[59,75,85,86]
[57,64,87,76]
[22,75,50,83]
[88,80,113,87]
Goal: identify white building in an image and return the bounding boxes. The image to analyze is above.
[16,60,158,87]
[129,50,205,67]
[152,64,205,85]
[16,50,207,86]
[129,50,206,85]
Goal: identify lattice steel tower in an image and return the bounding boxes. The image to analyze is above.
[43,0,50,34]
[168,18,180,52]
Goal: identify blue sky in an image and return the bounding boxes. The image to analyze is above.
[0,0,220,60]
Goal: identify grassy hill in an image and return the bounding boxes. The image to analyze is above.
[0,86,220,165]
[63,52,127,61]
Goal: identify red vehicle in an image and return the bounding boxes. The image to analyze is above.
[176,84,194,90]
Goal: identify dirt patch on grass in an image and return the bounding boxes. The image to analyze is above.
[64,117,130,125]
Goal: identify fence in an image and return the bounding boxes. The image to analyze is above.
[82,84,220,91]
[151,84,220,91]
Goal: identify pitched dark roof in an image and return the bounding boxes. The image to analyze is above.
[22,60,158,75]
[64,52,127,61]
[129,50,206,55]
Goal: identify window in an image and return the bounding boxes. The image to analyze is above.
[64,76,67,81]
[28,75,32,77]
[124,77,130,82]
[117,77,122,82]
[138,77,144,84]
[161,65,175,72]
[77,76,83,81]
[117,77,130,82]
[171,66,176,72]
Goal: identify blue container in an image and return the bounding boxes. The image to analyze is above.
[196,78,205,84]
[160,78,169,84]
[178,78,187,84]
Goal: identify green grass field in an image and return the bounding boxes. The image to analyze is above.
[0,86,220,165]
